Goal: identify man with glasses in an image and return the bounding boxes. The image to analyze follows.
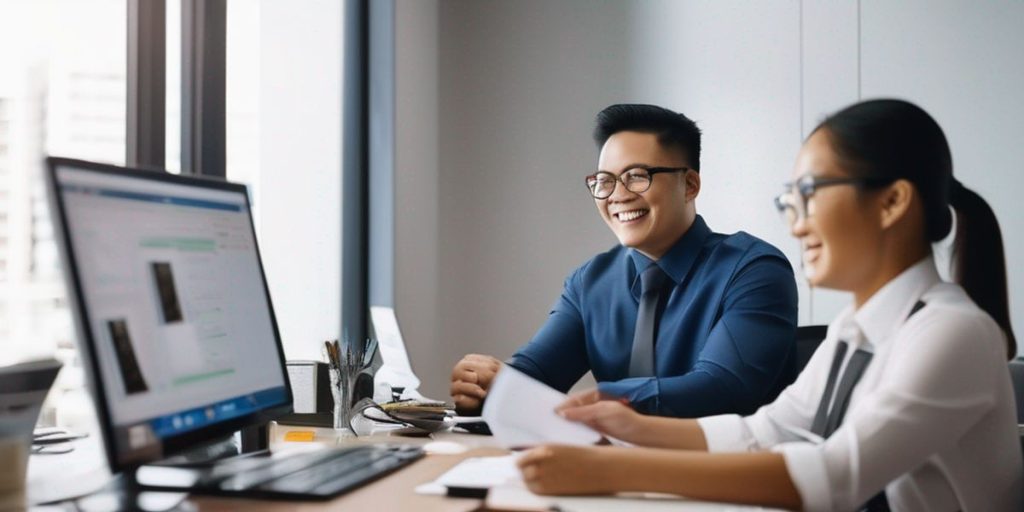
[451,104,798,418]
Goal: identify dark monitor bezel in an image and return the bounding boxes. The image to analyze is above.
[45,157,294,473]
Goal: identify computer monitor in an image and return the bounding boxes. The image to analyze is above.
[45,158,292,472]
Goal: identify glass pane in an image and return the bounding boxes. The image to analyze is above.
[0,0,126,368]
[225,1,343,361]
[165,0,182,174]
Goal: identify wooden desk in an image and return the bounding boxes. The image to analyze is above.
[191,425,778,512]
[29,424,775,511]
[192,424,505,511]
[191,449,502,511]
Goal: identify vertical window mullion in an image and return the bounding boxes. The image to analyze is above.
[343,0,370,346]
[181,0,226,178]
[126,0,166,170]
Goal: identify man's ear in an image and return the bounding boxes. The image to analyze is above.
[879,179,914,230]
[684,170,700,201]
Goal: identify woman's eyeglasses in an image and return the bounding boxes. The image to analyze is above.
[774,174,893,225]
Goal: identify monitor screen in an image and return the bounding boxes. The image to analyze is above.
[46,158,291,470]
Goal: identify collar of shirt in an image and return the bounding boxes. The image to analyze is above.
[846,255,942,350]
[627,215,712,298]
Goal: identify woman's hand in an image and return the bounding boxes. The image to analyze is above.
[516,445,614,495]
[557,389,645,442]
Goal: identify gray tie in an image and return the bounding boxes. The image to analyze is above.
[628,264,668,377]
[810,341,874,438]
[811,300,927,440]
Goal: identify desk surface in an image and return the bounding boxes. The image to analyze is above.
[29,423,776,511]
[193,424,502,511]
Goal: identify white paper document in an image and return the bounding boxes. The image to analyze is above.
[369,306,423,399]
[418,455,771,511]
[414,454,522,495]
[419,454,741,509]
[488,486,743,512]
[482,366,601,448]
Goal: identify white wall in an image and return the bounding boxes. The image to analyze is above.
[394,1,1024,397]
[394,0,443,398]
[624,0,810,319]
[859,0,1024,335]
[434,0,640,395]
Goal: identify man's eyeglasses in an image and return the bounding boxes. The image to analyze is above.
[585,166,689,200]
[773,174,893,225]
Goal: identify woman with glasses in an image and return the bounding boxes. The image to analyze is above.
[516,99,1022,511]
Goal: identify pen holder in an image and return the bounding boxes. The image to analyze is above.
[328,366,357,434]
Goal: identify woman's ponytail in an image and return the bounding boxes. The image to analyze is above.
[950,180,1016,359]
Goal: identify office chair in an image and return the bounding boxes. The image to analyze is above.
[776,325,828,389]
[791,325,829,380]
[1009,359,1024,424]
[1009,359,1024,475]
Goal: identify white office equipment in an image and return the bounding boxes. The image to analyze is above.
[370,306,424,400]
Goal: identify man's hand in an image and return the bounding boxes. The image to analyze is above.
[556,389,642,442]
[450,354,503,414]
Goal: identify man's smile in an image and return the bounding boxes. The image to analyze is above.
[613,208,650,223]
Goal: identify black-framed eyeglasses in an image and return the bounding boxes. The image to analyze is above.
[585,166,689,199]
[773,174,894,225]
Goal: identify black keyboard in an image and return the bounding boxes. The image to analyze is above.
[142,444,425,500]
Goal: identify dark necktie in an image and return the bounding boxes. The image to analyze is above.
[811,300,926,512]
[810,341,873,438]
[628,264,667,377]
[812,340,888,512]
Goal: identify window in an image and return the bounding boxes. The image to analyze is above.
[0,0,126,367]
[2,0,352,378]
[165,0,182,174]
[223,1,343,361]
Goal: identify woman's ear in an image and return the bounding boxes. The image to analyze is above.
[879,179,915,230]
[684,170,700,202]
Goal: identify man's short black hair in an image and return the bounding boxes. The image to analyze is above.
[593,104,702,171]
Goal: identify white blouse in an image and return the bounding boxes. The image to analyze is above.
[698,256,1023,511]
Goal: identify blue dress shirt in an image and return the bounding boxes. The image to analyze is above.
[506,215,798,417]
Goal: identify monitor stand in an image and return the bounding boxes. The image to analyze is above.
[72,477,189,512]
[69,430,269,511]
[148,432,248,467]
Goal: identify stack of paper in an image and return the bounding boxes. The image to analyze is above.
[414,454,521,495]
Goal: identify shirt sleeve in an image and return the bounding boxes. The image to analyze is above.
[697,414,758,452]
[779,310,1001,511]
[505,269,591,393]
[697,328,841,454]
[599,254,798,417]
